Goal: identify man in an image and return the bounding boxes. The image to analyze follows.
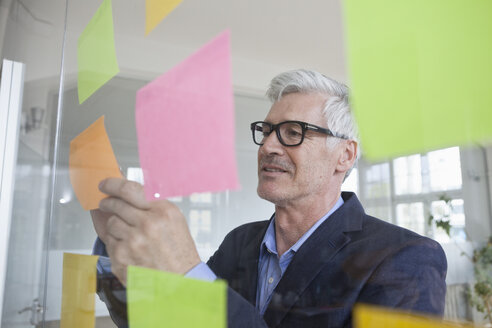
[93,69,447,327]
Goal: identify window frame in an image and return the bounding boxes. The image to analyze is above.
[356,147,466,240]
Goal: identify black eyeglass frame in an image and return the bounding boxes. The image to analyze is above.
[250,120,349,147]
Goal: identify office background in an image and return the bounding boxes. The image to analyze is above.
[0,0,491,327]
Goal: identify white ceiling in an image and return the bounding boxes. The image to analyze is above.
[7,0,352,161]
[120,0,349,81]
[15,0,349,88]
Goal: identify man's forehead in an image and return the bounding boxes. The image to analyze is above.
[264,92,327,123]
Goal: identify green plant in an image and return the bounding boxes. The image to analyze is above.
[427,194,453,236]
[468,237,492,323]
[428,195,492,324]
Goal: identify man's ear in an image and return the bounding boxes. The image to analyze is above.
[336,140,358,173]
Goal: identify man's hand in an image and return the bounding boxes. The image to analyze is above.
[97,178,201,284]
[90,208,112,245]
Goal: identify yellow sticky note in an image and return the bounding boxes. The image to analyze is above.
[69,116,122,210]
[78,0,119,104]
[60,253,99,328]
[145,0,183,35]
[354,304,475,328]
[127,266,227,328]
[344,0,492,160]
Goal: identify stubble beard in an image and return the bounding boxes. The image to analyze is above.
[257,154,299,205]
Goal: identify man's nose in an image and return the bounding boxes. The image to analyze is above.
[260,131,284,155]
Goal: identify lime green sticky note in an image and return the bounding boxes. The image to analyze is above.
[127,266,227,328]
[344,0,492,160]
[77,0,119,104]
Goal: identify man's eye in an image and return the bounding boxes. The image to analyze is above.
[286,128,302,137]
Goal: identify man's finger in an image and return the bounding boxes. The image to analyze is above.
[99,196,143,227]
[106,214,133,240]
[111,263,127,286]
[105,235,130,285]
[99,178,151,210]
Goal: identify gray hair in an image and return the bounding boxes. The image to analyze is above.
[266,69,359,180]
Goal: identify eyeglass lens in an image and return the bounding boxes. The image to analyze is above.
[253,122,304,146]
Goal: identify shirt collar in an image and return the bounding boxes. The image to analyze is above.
[260,195,345,257]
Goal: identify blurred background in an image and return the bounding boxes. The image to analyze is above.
[0,0,491,326]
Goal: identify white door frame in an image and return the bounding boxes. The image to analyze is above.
[0,59,25,324]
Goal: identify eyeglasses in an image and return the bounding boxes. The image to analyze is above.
[250,120,349,147]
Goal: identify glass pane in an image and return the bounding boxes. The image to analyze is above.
[0,1,66,326]
[3,0,481,326]
[393,155,422,195]
[396,202,425,235]
[363,163,390,198]
[39,0,278,320]
[128,167,184,201]
[126,167,144,184]
[431,199,466,243]
[365,205,392,223]
[342,167,358,194]
[189,209,213,258]
[190,192,213,204]
[427,147,462,191]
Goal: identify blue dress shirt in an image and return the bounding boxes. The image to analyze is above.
[255,196,344,314]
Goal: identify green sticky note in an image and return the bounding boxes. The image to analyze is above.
[77,0,119,104]
[127,266,227,328]
[344,0,492,160]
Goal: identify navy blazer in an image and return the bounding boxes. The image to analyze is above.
[208,192,447,328]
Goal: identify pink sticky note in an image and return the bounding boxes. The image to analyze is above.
[136,30,239,200]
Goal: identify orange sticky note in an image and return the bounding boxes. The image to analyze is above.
[145,0,182,35]
[353,304,475,328]
[69,116,122,210]
[60,253,99,328]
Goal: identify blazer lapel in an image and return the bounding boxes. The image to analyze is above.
[235,218,271,304]
[263,192,364,327]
